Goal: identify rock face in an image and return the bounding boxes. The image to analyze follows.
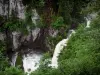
[0,0,25,19]
[0,0,44,51]
[0,0,58,51]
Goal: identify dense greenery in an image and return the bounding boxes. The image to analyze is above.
[0,41,8,71]
[51,16,65,29]
[59,23,100,75]
[0,41,24,75]
[0,67,25,75]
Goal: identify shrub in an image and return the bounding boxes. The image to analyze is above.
[51,16,65,29]
[1,67,25,75]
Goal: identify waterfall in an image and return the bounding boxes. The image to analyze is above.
[10,31,21,66]
[86,18,91,28]
[11,52,18,66]
[22,50,43,74]
[50,30,75,68]
[32,28,40,42]
[12,31,21,49]
[85,13,97,28]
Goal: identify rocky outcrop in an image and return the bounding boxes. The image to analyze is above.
[0,0,59,51]
[0,0,25,19]
[0,1,60,70]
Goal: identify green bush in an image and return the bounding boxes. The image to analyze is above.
[0,41,9,71]
[1,67,25,75]
[51,16,65,29]
[4,19,28,34]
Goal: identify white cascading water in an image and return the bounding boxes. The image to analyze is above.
[85,13,97,28]
[22,50,43,74]
[50,30,75,68]
[11,52,18,66]
[86,17,91,28]
[12,31,21,49]
[10,31,21,66]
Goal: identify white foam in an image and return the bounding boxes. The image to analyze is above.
[22,50,42,74]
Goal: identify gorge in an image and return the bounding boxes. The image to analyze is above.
[0,0,100,75]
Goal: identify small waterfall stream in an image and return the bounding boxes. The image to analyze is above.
[85,13,97,28]
[86,18,91,28]
[10,31,21,66]
[10,52,18,66]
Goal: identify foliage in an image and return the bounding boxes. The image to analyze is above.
[0,16,4,22]
[58,0,89,25]
[82,0,100,15]
[0,66,25,75]
[30,67,62,75]
[51,16,65,29]
[22,0,45,8]
[0,41,25,75]
[25,6,35,28]
[91,15,100,29]
[46,35,63,51]
[36,16,46,28]
[16,55,23,67]
[3,19,29,34]
[0,0,100,75]
[0,41,8,71]
[59,22,100,75]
